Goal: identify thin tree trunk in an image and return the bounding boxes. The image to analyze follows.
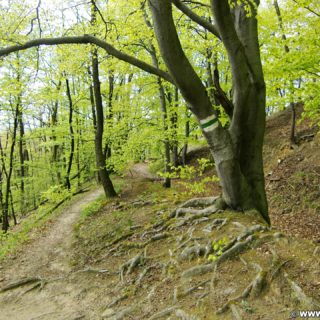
[150,48,171,188]
[65,78,75,190]
[143,8,171,187]
[51,80,62,183]
[88,69,100,184]
[171,87,179,167]
[103,71,114,162]
[90,1,116,197]
[76,114,81,188]
[290,102,296,145]
[0,141,4,225]
[2,100,19,231]
[182,107,190,166]
[91,50,117,197]
[18,106,26,213]
[273,0,296,146]
[9,190,17,225]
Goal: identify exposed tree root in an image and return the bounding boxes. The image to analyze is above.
[174,204,220,220]
[172,212,219,230]
[0,277,43,292]
[203,218,228,232]
[182,233,258,278]
[216,235,255,266]
[175,309,200,320]
[22,281,43,295]
[313,246,319,256]
[178,242,212,262]
[284,272,320,308]
[121,232,170,251]
[169,197,226,219]
[182,263,215,278]
[136,263,162,286]
[179,197,219,208]
[107,294,129,308]
[74,268,112,275]
[148,306,177,320]
[108,231,134,248]
[174,280,210,302]
[102,306,134,320]
[120,252,145,281]
[216,250,292,315]
[142,226,167,238]
[229,304,243,320]
[216,267,267,314]
[129,225,143,231]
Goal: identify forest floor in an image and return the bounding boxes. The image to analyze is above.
[0,108,320,320]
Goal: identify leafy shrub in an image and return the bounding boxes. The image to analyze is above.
[159,158,219,195]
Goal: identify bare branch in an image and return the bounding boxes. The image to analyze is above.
[27,0,42,37]
[0,35,174,84]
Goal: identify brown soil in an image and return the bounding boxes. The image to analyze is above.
[0,188,105,320]
[0,108,319,320]
[264,106,320,242]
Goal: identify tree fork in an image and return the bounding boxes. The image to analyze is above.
[149,0,270,224]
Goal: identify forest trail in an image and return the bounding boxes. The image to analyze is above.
[0,187,105,320]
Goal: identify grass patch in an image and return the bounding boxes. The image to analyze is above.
[0,196,71,260]
[0,183,96,261]
[74,194,107,233]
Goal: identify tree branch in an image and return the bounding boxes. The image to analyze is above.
[0,35,174,84]
[149,0,215,119]
[292,0,320,17]
[182,1,210,8]
[172,0,220,39]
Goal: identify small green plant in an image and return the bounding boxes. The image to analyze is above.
[74,196,106,232]
[81,197,104,219]
[208,236,229,262]
[41,184,71,204]
[158,158,219,195]
[241,300,255,313]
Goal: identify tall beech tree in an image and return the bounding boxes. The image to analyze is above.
[149,0,269,223]
[0,0,270,223]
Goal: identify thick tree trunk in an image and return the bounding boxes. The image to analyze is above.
[149,0,270,224]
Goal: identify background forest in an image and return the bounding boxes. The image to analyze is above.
[0,1,320,319]
[0,0,319,230]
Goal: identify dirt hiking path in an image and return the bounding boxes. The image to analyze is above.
[0,187,105,320]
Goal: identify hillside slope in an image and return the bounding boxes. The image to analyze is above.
[0,109,319,320]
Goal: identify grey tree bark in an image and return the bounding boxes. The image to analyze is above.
[149,0,269,223]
